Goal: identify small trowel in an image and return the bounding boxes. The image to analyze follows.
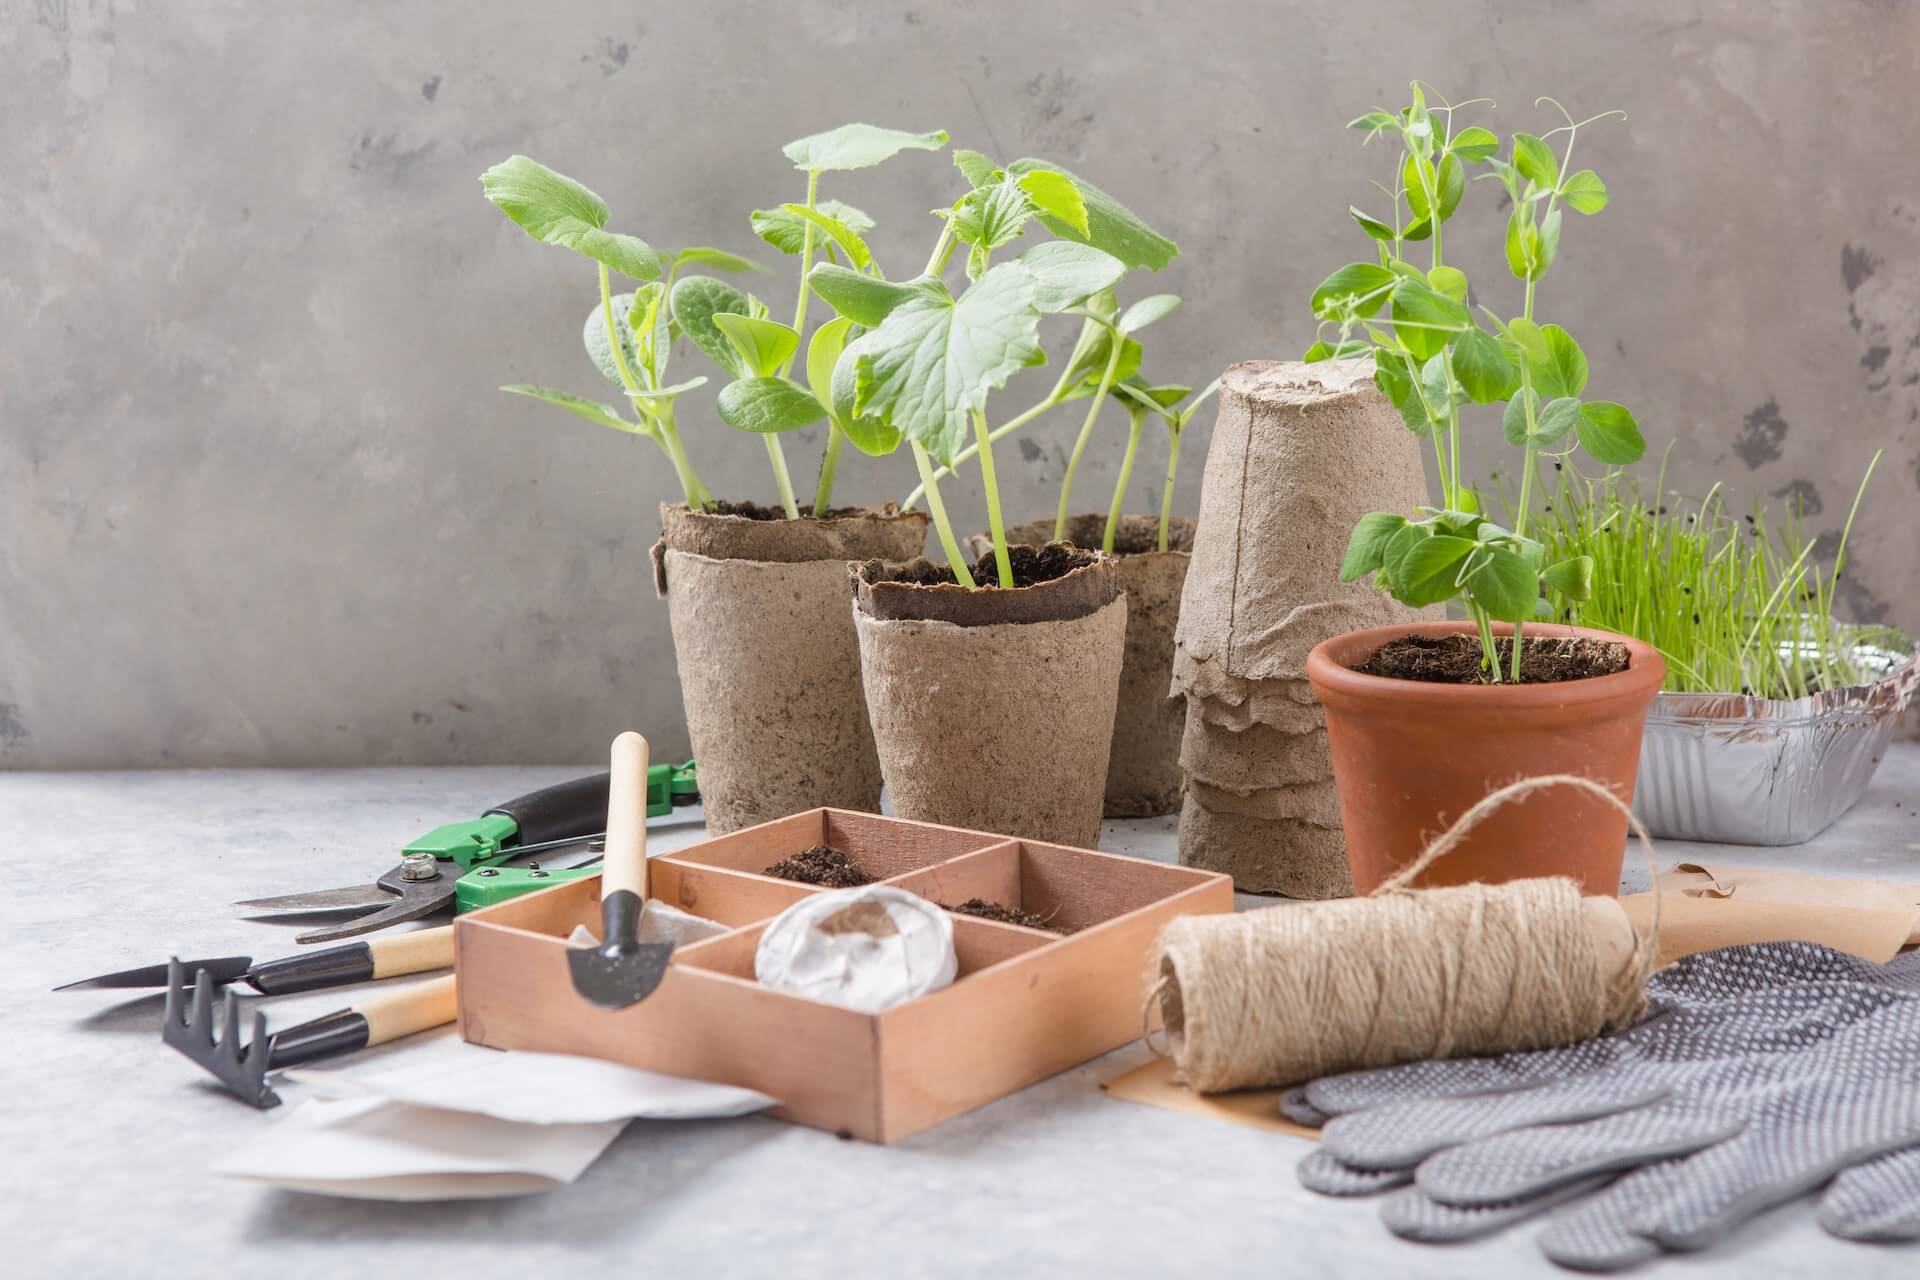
[566,731,674,1009]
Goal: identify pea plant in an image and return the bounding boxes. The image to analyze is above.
[481,125,952,519]
[1309,85,1647,681]
[801,147,1178,587]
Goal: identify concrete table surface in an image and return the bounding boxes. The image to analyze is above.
[8,754,1920,1279]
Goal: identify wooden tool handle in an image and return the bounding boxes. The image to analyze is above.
[355,973,459,1046]
[368,924,455,979]
[603,731,651,903]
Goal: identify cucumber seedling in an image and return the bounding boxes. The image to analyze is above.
[1309,85,1647,681]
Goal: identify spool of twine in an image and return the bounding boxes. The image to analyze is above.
[1150,774,1661,1092]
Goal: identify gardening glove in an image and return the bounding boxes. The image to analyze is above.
[1286,943,1920,1270]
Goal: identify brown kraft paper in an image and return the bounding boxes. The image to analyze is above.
[853,596,1128,847]
[1176,358,1436,685]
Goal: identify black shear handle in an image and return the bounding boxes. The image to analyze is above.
[489,772,610,846]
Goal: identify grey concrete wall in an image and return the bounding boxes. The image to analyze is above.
[6,0,1918,768]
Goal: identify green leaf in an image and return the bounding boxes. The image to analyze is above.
[1502,387,1538,445]
[1420,352,1455,415]
[1015,169,1090,236]
[1449,126,1500,162]
[750,200,873,255]
[1304,338,1370,363]
[500,385,638,434]
[481,155,663,281]
[1401,217,1433,242]
[807,316,852,409]
[1059,326,1143,398]
[1505,211,1542,280]
[1511,132,1559,189]
[716,376,828,433]
[1312,262,1397,320]
[583,293,642,388]
[1403,152,1440,222]
[783,123,948,172]
[1539,208,1562,275]
[828,343,904,458]
[1537,395,1584,442]
[1119,293,1181,334]
[1507,316,1550,362]
[625,282,671,383]
[1390,277,1469,361]
[847,262,1043,463]
[807,263,940,327]
[1372,349,1432,435]
[1005,159,1179,270]
[624,377,708,408]
[953,149,999,188]
[775,203,874,273]
[1393,534,1477,607]
[711,313,800,379]
[1466,545,1541,622]
[1349,110,1397,135]
[1530,323,1589,398]
[669,275,753,377]
[1560,169,1609,215]
[1018,241,1128,312]
[1451,326,1516,403]
[1113,377,1193,414]
[1576,401,1646,464]
[1428,265,1468,304]
[1543,555,1595,601]
[950,180,1035,275]
[1435,153,1466,220]
[1350,207,1395,241]
[1341,512,1410,581]
[673,246,769,274]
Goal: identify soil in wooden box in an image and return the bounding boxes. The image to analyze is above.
[944,898,1066,932]
[765,843,876,887]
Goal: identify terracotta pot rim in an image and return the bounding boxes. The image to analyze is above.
[1306,620,1666,708]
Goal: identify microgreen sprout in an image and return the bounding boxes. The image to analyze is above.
[1311,85,1647,681]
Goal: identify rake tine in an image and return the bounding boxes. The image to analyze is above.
[159,956,283,1109]
[191,966,214,1041]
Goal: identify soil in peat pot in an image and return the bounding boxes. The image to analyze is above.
[944,898,1065,932]
[877,543,1094,590]
[765,844,876,887]
[700,500,880,520]
[1356,633,1631,684]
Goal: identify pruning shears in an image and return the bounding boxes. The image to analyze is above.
[234,764,698,943]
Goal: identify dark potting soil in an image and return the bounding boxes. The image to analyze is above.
[944,898,1064,931]
[704,499,872,520]
[765,844,876,887]
[1356,633,1631,684]
[876,543,1097,590]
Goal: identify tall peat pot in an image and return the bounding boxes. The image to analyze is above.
[652,502,929,833]
[967,514,1197,818]
[851,545,1127,847]
[1305,621,1666,895]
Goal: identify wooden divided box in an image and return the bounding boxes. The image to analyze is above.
[455,809,1232,1143]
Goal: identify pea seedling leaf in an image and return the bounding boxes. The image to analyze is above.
[1391,276,1468,360]
[1559,169,1609,215]
[1428,265,1468,303]
[1466,544,1541,622]
[1393,533,1478,607]
[1450,126,1500,162]
[1542,554,1595,601]
[1576,401,1646,464]
[1511,132,1560,189]
[1312,262,1396,320]
[1502,387,1538,446]
[1537,395,1584,443]
[1452,326,1517,403]
[1507,316,1551,362]
[1530,323,1589,399]
[1350,207,1396,241]
[783,124,949,172]
[1005,159,1179,270]
[717,376,828,433]
[1341,512,1410,581]
[846,262,1043,464]
[481,155,662,281]
[670,275,753,377]
[500,385,639,434]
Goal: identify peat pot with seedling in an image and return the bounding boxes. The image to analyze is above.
[806,143,1180,846]
[483,128,947,832]
[959,297,1221,818]
[1300,88,1664,895]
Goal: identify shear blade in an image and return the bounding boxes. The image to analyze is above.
[235,884,398,913]
[293,893,449,945]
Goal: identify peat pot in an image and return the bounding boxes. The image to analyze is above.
[851,545,1128,847]
[1305,620,1666,895]
[967,514,1197,818]
[652,502,929,833]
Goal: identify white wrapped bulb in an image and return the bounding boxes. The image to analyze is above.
[754,886,958,1012]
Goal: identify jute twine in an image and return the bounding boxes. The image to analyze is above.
[1149,774,1662,1092]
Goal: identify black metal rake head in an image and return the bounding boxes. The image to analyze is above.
[162,957,281,1109]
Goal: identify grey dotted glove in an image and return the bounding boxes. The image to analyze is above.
[1287,943,1920,1270]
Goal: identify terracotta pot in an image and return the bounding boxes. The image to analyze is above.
[851,545,1126,846]
[651,502,928,833]
[1305,621,1666,896]
[967,514,1195,818]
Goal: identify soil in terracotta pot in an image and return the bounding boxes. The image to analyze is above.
[944,898,1064,931]
[1356,633,1630,684]
[765,844,876,887]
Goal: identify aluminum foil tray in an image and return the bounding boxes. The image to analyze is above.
[1633,636,1919,845]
